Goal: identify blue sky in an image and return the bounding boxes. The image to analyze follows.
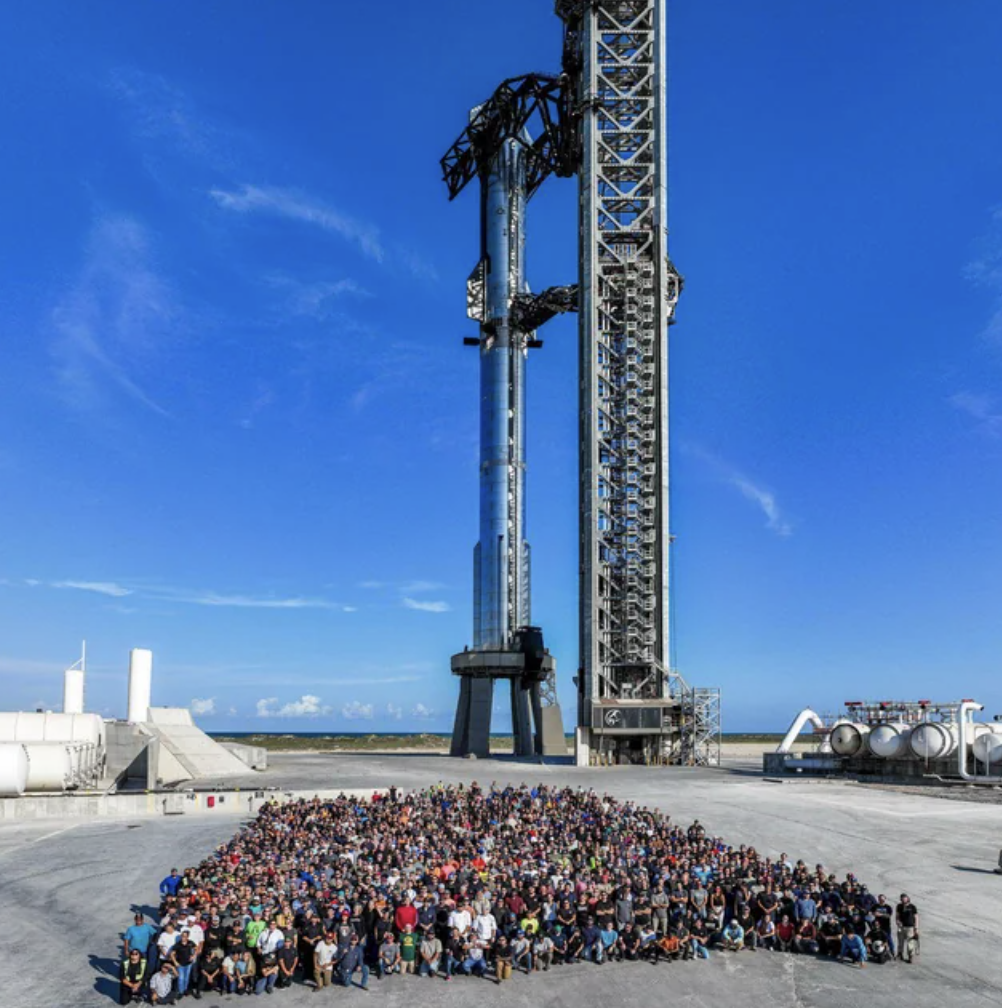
[2,1,1001,732]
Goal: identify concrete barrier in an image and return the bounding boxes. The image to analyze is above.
[0,787,383,821]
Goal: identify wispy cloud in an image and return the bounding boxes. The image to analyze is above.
[21,579,353,612]
[966,205,1002,345]
[949,391,1002,438]
[267,275,370,319]
[686,445,793,537]
[411,703,436,720]
[210,184,384,262]
[49,580,133,598]
[399,580,445,594]
[50,214,178,417]
[387,702,403,720]
[402,597,451,613]
[256,694,331,718]
[190,697,216,716]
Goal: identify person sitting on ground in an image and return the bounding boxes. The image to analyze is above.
[533,930,555,971]
[234,949,256,995]
[197,947,223,996]
[866,925,892,965]
[149,963,177,1005]
[119,949,145,1005]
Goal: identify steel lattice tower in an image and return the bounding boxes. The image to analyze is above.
[559,0,718,764]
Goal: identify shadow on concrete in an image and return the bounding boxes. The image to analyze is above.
[130,902,160,919]
[951,864,1000,875]
[89,954,120,1003]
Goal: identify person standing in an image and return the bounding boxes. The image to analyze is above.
[399,923,418,974]
[313,932,337,989]
[168,932,196,998]
[895,894,919,963]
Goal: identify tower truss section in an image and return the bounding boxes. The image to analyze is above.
[559,0,718,766]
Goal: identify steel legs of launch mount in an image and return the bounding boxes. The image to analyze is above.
[450,649,567,759]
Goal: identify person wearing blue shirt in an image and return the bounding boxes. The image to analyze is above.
[124,914,159,975]
[794,893,817,922]
[159,868,181,898]
[840,928,867,967]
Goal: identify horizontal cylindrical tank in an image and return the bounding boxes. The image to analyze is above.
[63,667,85,715]
[23,744,74,791]
[0,712,104,747]
[830,721,870,757]
[973,724,1002,765]
[866,722,912,759]
[128,648,153,723]
[0,743,30,797]
[909,721,959,760]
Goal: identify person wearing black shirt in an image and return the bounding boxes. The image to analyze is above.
[895,894,919,963]
[277,944,298,988]
[120,950,145,1005]
[299,914,321,978]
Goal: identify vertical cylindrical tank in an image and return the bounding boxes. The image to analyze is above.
[866,722,911,759]
[909,721,959,760]
[23,744,73,791]
[829,721,870,757]
[0,743,30,797]
[63,667,85,715]
[128,648,153,723]
[973,724,1002,765]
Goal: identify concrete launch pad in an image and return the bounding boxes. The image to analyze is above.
[2,754,1001,1008]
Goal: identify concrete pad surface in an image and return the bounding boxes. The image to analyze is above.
[1,754,1001,1008]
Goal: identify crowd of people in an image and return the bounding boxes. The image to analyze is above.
[120,782,920,1002]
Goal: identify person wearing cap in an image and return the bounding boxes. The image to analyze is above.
[418,929,443,978]
[256,950,280,995]
[149,963,177,1005]
[337,933,370,989]
[511,929,533,972]
[277,938,299,988]
[119,949,146,1005]
[377,932,401,978]
[313,932,337,990]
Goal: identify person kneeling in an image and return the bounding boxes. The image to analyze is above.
[120,950,145,1004]
[839,929,867,968]
[149,964,177,1005]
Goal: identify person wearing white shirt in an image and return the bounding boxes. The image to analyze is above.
[314,935,337,989]
[473,912,496,944]
[259,924,284,956]
[448,905,472,936]
[156,924,179,961]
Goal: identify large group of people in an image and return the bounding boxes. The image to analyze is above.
[120,782,920,1002]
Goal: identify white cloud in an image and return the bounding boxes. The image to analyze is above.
[686,444,793,537]
[342,701,374,720]
[411,703,435,720]
[50,214,176,417]
[949,391,1002,437]
[402,597,451,613]
[729,475,793,537]
[257,694,331,718]
[227,706,237,716]
[50,580,133,598]
[190,697,216,716]
[387,703,403,720]
[267,275,370,319]
[209,184,384,262]
[399,580,445,594]
[172,591,348,610]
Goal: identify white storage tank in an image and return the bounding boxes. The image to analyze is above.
[63,666,85,715]
[973,724,1002,765]
[866,722,912,758]
[0,743,30,797]
[23,744,74,791]
[830,721,870,757]
[909,721,959,760]
[0,712,104,748]
[128,648,153,723]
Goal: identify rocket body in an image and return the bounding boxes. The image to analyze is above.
[474,138,530,650]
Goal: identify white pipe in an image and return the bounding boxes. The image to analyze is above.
[958,702,1002,783]
[776,708,826,754]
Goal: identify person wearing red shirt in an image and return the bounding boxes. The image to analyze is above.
[395,898,418,933]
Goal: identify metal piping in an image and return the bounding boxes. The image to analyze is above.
[776,708,827,754]
[958,701,1002,783]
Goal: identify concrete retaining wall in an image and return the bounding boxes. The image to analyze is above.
[0,787,382,821]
